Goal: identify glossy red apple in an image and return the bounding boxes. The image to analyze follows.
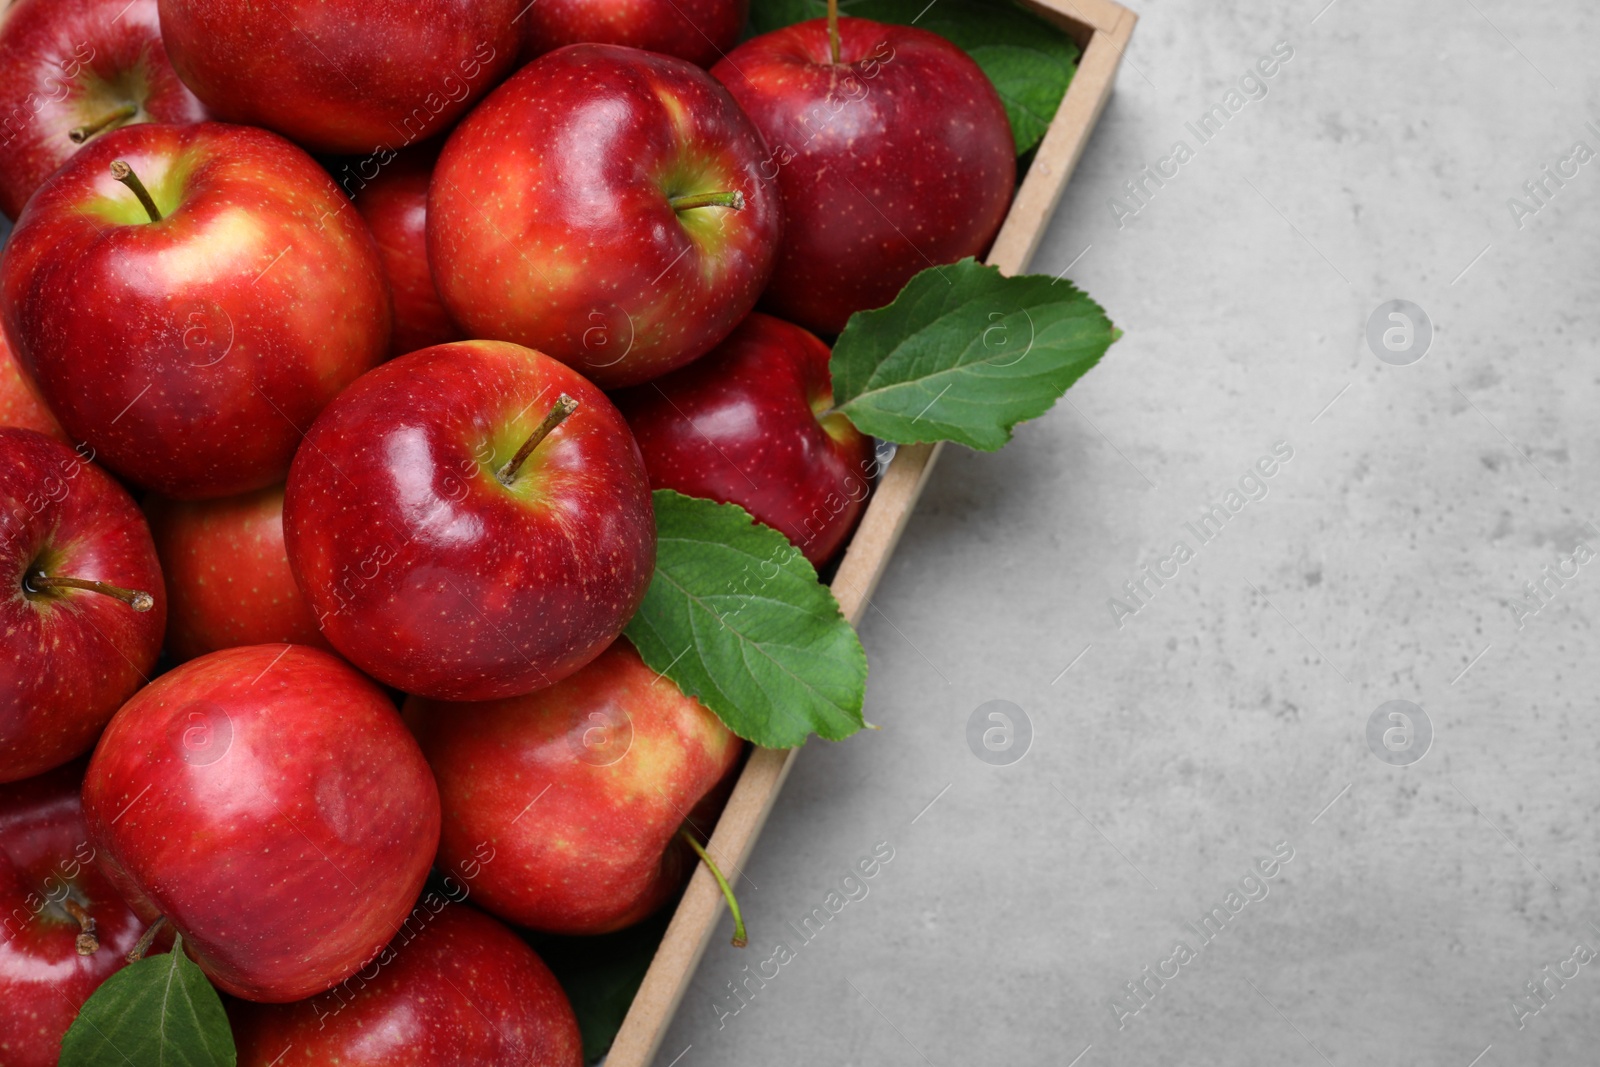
[81,644,442,1002]
[1,428,164,784]
[0,326,63,440]
[0,0,208,219]
[524,0,747,68]
[145,485,331,661]
[284,341,655,701]
[615,312,875,566]
[713,16,1014,333]
[230,903,583,1067]
[429,43,782,388]
[405,638,743,934]
[0,760,161,1067]
[157,0,521,155]
[0,121,390,498]
[351,147,461,358]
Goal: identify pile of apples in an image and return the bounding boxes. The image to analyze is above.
[0,0,1018,1062]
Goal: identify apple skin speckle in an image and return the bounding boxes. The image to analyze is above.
[405,638,743,936]
[0,428,166,784]
[157,0,523,155]
[80,644,441,1003]
[713,17,1016,334]
[428,43,783,389]
[283,340,656,702]
[614,312,875,567]
[229,904,584,1066]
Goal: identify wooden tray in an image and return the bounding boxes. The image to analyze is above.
[606,2,1137,1061]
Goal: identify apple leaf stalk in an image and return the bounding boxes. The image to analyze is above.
[680,829,747,948]
[125,915,168,962]
[497,393,578,485]
[61,899,100,956]
[70,104,140,145]
[25,571,155,612]
[109,160,163,222]
[668,190,745,212]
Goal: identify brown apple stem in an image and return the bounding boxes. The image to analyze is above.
[669,190,745,212]
[109,160,162,222]
[25,572,155,612]
[69,103,138,144]
[679,829,747,948]
[827,0,841,64]
[126,915,167,963]
[62,899,100,956]
[496,394,579,486]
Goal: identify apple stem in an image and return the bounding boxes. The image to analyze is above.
[669,190,745,212]
[679,829,747,948]
[496,394,579,486]
[25,571,154,612]
[62,899,100,955]
[126,916,167,963]
[827,0,841,64]
[69,103,139,144]
[109,160,162,223]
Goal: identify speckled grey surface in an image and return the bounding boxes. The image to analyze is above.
[656,1,1600,1064]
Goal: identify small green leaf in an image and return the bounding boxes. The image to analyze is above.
[60,933,236,1067]
[748,0,1079,153]
[831,258,1119,450]
[624,491,866,748]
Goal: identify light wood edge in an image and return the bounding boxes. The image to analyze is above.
[605,5,1136,1063]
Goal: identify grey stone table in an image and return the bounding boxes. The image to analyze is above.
[659,1,1600,1064]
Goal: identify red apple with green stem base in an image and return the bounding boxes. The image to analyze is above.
[0,326,64,440]
[0,0,208,219]
[145,485,331,661]
[0,428,164,784]
[351,147,462,358]
[405,638,745,937]
[523,0,747,69]
[615,312,875,567]
[229,903,584,1067]
[428,43,782,389]
[81,643,442,1002]
[284,341,656,702]
[156,0,521,155]
[0,759,162,1067]
[0,121,391,499]
[711,3,1015,334]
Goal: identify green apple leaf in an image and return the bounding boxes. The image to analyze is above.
[831,258,1119,451]
[625,491,866,748]
[59,932,236,1067]
[748,0,1080,153]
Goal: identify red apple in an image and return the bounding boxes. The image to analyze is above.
[524,0,747,69]
[0,760,160,1067]
[405,638,743,934]
[0,121,391,498]
[428,43,782,389]
[145,485,331,661]
[80,644,442,1002]
[351,147,461,358]
[0,325,64,440]
[0,428,164,784]
[0,0,208,219]
[157,0,521,155]
[615,312,874,566]
[230,903,583,1067]
[284,341,655,701]
[712,17,1014,334]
